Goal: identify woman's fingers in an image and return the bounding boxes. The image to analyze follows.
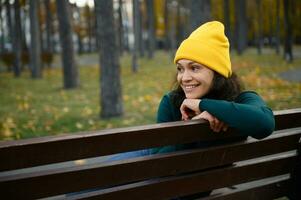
[222,124,228,132]
[180,104,189,120]
[180,99,201,120]
[190,111,228,133]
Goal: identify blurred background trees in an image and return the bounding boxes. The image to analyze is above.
[1,0,299,69]
[0,0,300,121]
[1,0,300,73]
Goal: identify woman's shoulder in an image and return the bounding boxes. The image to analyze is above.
[235,90,266,104]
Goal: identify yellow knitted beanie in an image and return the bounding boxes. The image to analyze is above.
[174,21,232,78]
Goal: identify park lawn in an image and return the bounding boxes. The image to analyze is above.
[0,48,301,140]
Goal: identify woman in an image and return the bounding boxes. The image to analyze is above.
[110,21,274,160]
[152,21,275,155]
[153,20,275,200]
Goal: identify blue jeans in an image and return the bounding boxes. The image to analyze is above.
[107,149,153,161]
[66,149,153,197]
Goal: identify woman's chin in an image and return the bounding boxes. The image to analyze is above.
[185,93,201,99]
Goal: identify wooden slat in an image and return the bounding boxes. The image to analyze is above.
[274,108,301,130]
[0,120,243,171]
[1,130,300,199]
[65,154,297,200]
[200,175,290,200]
[1,108,300,171]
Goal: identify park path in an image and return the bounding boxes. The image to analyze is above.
[279,68,301,82]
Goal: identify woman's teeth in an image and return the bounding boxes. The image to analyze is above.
[184,85,198,89]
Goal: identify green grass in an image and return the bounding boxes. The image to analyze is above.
[0,48,301,140]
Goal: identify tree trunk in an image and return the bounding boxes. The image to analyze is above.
[45,0,54,53]
[164,0,170,51]
[5,0,13,48]
[234,0,247,55]
[275,0,280,54]
[123,4,130,52]
[12,0,22,77]
[146,0,156,59]
[224,0,232,50]
[189,0,211,32]
[0,3,4,53]
[117,0,124,56]
[29,0,42,78]
[256,0,262,55]
[132,0,139,72]
[169,0,177,59]
[138,1,144,57]
[85,5,93,53]
[75,5,84,54]
[94,0,123,118]
[283,0,293,62]
[56,0,79,89]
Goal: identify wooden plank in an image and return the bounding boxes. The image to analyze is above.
[0,120,243,171]
[274,108,301,130]
[1,108,300,171]
[200,175,290,200]
[1,130,300,199]
[64,154,297,200]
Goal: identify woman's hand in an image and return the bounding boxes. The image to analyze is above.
[192,111,228,133]
[180,99,201,120]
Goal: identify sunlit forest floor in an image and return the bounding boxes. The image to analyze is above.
[0,47,301,140]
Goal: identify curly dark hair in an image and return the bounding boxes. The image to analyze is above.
[170,72,244,109]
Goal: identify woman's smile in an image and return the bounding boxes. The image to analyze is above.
[182,84,200,91]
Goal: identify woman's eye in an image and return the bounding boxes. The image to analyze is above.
[191,66,200,71]
[177,66,184,73]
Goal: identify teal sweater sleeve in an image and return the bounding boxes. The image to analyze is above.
[199,91,275,139]
[154,91,275,154]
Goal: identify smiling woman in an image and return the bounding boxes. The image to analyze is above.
[157,21,274,138]
[153,21,276,199]
[107,21,275,157]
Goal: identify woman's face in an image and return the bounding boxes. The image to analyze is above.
[177,59,214,99]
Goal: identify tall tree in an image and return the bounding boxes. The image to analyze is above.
[164,0,170,51]
[234,0,247,55]
[44,0,54,53]
[12,0,22,77]
[169,0,177,58]
[283,0,293,62]
[84,4,94,53]
[224,0,232,49]
[132,0,139,72]
[189,0,211,32]
[138,0,144,57]
[73,4,84,54]
[256,0,262,55]
[117,0,124,56]
[56,0,79,89]
[5,0,13,48]
[94,0,123,118]
[0,2,4,52]
[29,0,42,78]
[275,0,280,54]
[146,0,156,59]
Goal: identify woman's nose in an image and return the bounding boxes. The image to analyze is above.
[182,70,192,81]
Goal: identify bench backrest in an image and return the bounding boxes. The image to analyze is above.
[0,108,301,199]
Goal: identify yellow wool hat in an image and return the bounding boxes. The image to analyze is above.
[174,21,232,78]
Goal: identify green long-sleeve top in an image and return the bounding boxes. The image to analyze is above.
[152,91,275,154]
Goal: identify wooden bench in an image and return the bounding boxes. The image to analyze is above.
[1,108,301,200]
